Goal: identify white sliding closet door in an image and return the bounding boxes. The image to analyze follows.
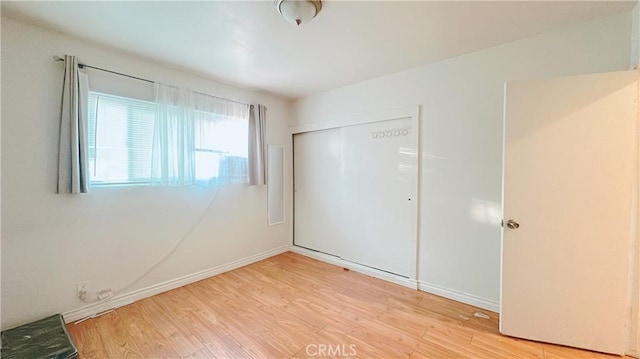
[293,112,418,278]
[293,128,345,256]
[339,119,417,277]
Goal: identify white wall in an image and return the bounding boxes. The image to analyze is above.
[293,12,633,310]
[0,17,293,329]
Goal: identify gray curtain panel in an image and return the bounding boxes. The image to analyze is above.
[248,104,267,186]
[57,55,90,194]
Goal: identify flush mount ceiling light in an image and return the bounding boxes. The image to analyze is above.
[275,0,322,26]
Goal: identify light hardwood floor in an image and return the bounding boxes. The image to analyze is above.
[67,252,623,358]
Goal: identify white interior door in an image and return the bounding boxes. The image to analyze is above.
[293,114,418,278]
[500,70,638,355]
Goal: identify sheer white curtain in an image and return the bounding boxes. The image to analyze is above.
[151,83,196,185]
[193,92,250,185]
[57,55,90,194]
[151,84,252,186]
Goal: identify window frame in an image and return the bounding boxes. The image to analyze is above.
[87,90,250,187]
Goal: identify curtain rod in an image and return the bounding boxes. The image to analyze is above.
[53,56,251,107]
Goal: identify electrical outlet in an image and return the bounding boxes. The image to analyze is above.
[77,281,89,301]
[96,289,113,301]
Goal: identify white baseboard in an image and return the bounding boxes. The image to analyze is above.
[290,246,498,312]
[290,245,418,289]
[418,280,500,313]
[62,245,290,323]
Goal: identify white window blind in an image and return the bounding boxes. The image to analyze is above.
[88,92,155,185]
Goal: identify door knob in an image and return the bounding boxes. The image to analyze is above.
[506,219,520,229]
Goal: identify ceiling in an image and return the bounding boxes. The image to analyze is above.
[2,1,636,99]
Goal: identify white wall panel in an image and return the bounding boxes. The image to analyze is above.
[267,145,285,226]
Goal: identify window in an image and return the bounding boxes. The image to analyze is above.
[88,91,249,186]
[194,111,249,185]
[88,92,155,185]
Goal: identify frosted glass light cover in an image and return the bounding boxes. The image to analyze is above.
[278,1,318,26]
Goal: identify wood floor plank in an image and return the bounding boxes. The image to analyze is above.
[422,317,474,345]
[410,350,433,359]
[184,346,218,359]
[191,318,256,359]
[319,310,415,358]
[68,251,626,359]
[411,342,470,359]
[313,324,393,358]
[471,331,544,358]
[85,311,144,359]
[66,318,109,358]
[136,295,205,357]
[182,284,295,358]
[117,301,183,358]
[282,298,338,331]
[542,342,622,359]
